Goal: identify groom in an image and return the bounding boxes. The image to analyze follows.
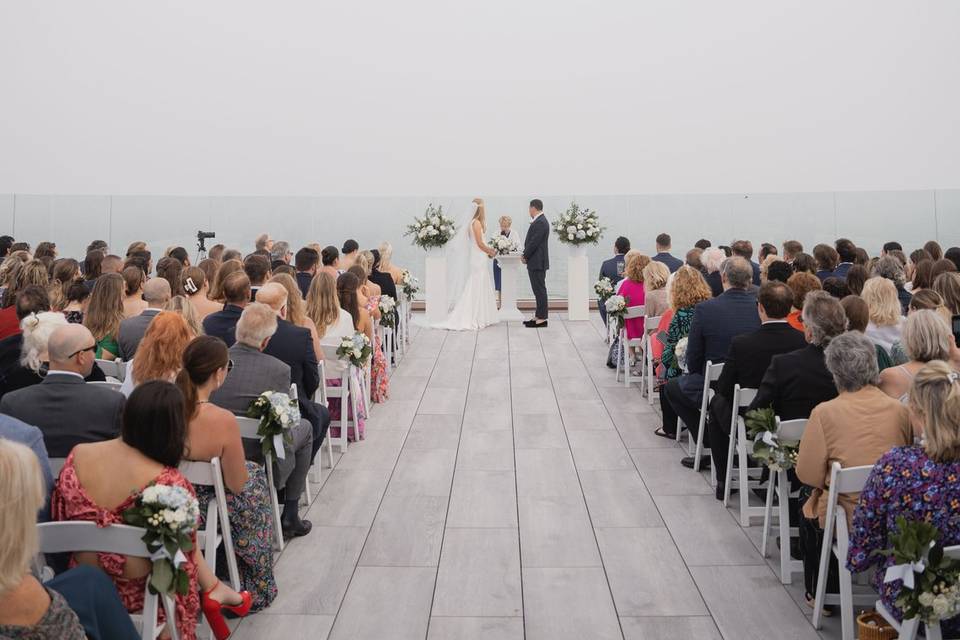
[522,198,550,328]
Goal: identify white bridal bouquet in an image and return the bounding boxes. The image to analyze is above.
[337,332,372,368]
[379,295,397,328]
[404,203,457,249]
[122,483,200,595]
[551,202,604,246]
[488,234,520,256]
[400,270,419,298]
[594,277,614,302]
[247,391,300,460]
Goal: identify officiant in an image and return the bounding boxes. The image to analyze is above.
[493,215,514,306]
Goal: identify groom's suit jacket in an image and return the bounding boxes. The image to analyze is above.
[523,215,550,272]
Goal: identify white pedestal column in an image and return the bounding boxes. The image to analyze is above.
[567,244,590,321]
[424,249,447,325]
[495,254,525,322]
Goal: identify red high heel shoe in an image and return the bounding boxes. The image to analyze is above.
[201,580,252,640]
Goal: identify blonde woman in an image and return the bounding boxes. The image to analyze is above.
[357,251,381,297]
[493,215,514,302]
[861,277,905,354]
[377,241,404,284]
[642,261,670,318]
[307,272,356,380]
[878,310,958,403]
[269,273,323,359]
[84,273,126,360]
[164,295,203,336]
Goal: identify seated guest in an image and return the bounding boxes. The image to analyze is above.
[0,251,30,302]
[934,271,960,315]
[946,246,960,272]
[0,440,139,640]
[355,253,382,299]
[210,303,315,538]
[699,282,807,477]
[1,324,124,457]
[269,240,292,269]
[124,250,152,277]
[795,331,913,611]
[910,258,935,293]
[294,247,320,298]
[847,361,960,636]
[908,288,951,323]
[657,258,760,440]
[598,236,630,325]
[339,239,360,272]
[0,285,52,393]
[785,272,822,331]
[701,247,726,297]
[320,246,340,278]
[269,273,323,360]
[243,254,271,299]
[658,266,712,383]
[931,258,959,284]
[861,277,905,357]
[844,264,868,295]
[155,256,184,297]
[176,336,277,611]
[873,255,911,313]
[832,238,858,280]
[782,240,803,264]
[120,312,194,395]
[196,258,219,288]
[52,381,251,640]
[765,260,793,284]
[0,260,50,340]
[117,277,171,360]
[101,254,123,275]
[820,276,849,299]
[370,249,401,312]
[164,295,203,336]
[685,248,704,274]
[181,266,222,319]
[841,293,898,370]
[202,271,251,346]
[759,242,777,261]
[308,271,356,362]
[0,413,54,520]
[83,273,125,360]
[652,233,683,273]
[731,240,761,286]
[813,243,839,282]
[879,310,956,403]
[330,272,372,439]
[925,240,944,261]
[62,281,89,324]
[167,246,190,267]
[208,259,243,303]
[791,252,817,275]
[82,251,103,291]
[378,241,405,284]
[120,266,147,319]
[1,312,69,396]
[48,258,81,312]
[642,261,670,318]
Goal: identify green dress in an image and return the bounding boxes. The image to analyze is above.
[95,335,119,360]
[661,305,695,379]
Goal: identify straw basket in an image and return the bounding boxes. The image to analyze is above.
[856,610,897,640]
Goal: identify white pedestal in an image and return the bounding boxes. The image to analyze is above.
[567,244,590,321]
[424,250,447,324]
[496,254,525,322]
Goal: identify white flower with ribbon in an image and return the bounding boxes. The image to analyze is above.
[247,391,300,461]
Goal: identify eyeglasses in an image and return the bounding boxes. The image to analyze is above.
[69,344,96,358]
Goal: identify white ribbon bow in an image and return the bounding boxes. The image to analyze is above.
[760,431,779,447]
[884,559,926,590]
[265,433,285,460]
[150,546,188,569]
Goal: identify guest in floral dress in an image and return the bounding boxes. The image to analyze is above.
[847,361,960,636]
[348,264,389,403]
[328,272,370,440]
[659,266,712,381]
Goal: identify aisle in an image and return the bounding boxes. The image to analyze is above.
[232,315,836,640]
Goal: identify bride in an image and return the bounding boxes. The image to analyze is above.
[433,198,500,331]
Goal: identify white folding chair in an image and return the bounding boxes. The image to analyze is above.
[722,384,764,526]
[178,457,241,591]
[320,345,361,453]
[95,358,127,382]
[875,545,960,640]
[690,361,724,467]
[235,416,284,551]
[309,360,334,479]
[89,380,123,392]
[812,462,877,640]
[641,315,662,404]
[38,521,178,640]
[759,417,807,584]
[615,305,645,385]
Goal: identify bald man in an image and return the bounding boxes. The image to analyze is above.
[0,325,124,457]
[117,277,172,360]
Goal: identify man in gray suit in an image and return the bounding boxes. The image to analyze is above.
[0,325,124,458]
[210,302,314,538]
[117,278,171,360]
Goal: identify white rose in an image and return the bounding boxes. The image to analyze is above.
[919,592,935,607]
[429,228,438,236]
[566,225,577,234]
[567,233,575,240]
[576,230,586,239]
[932,595,951,617]
[578,224,583,230]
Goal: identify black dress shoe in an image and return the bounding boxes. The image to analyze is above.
[681,456,710,470]
[716,485,738,501]
[281,516,313,539]
[526,321,547,328]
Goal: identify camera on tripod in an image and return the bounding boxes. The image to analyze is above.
[197,230,215,251]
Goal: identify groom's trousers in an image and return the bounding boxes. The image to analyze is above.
[529,269,548,319]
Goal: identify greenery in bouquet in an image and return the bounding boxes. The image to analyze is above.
[744,407,799,472]
[246,391,299,460]
[337,332,372,368]
[489,234,520,256]
[551,202,604,246]
[400,270,419,298]
[605,294,628,331]
[379,295,397,328]
[405,204,457,249]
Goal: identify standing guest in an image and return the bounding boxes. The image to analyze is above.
[339,239,360,272]
[255,233,273,254]
[155,256,184,297]
[782,240,803,264]
[208,243,226,262]
[933,271,960,315]
[81,250,103,291]
[924,240,943,261]
[847,361,960,637]
[879,309,956,403]
[731,240,761,286]
[652,233,683,273]
[62,281,89,324]
[203,272,251,346]
[120,312,194,394]
[785,272,822,332]
[269,241,292,269]
[243,254,271,299]
[83,273,125,360]
[117,277,171,360]
[164,295,203,337]
[813,244,839,281]
[101,254,124,275]
[269,273,323,360]
[492,218,516,304]
[320,246,340,278]
[873,255,911,313]
[701,247,726,297]
[181,266,223,319]
[176,336,278,612]
[910,259,935,293]
[861,277,905,356]
[643,261,670,318]
[196,258,219,289]
[208,259,243,303]
[0,260,49,340]
[766,260,794,284]
[598,236,630,325]
[832,238,857,279]
[795,331,913,610]
[120,266,148,319]
[0,324,124,457]
[294,247,320,298]
[844,264,868,295]
[759,242,778,261]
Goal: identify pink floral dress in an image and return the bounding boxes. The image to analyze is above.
[367,296,389,403]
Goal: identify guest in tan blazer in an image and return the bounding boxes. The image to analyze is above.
[795,330,913,610]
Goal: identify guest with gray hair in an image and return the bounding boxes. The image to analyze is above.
[795,329,913,607]
[270,240,292,268]
[873,254,912,313]
[701,247,726,297]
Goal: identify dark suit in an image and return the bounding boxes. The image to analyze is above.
[705,271,724,298]
[202,304,243,347]
[523,214,550,319]
[660,288,760,437]
[0,373,124,458]
[748,343,838,420]
[832,262,853,280]
[652,252,683,273]
[707,322,808,482]
[296,272,313,299]
[598,254,626,324]
[117,308,162,360]
[750,261,762,286]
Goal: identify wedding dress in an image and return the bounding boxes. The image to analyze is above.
[433,213,500,331]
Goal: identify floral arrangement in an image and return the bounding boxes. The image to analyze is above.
[400,270,419,299]
[246,391,300,460]
[551,202,604,246]
[743,407,800,472]
[378,295,397,328]
[405,203,457,249]
[674,337,689,373]
[489,234,520,256]
[605,294,628,331]
[337,332,372,368]
[122,483,199,595]
[875,517,960,624]
[594,277,614,302]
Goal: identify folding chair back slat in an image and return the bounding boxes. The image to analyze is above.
[692,361,724,467]
[236,416,284,551]
[178,457,240,591]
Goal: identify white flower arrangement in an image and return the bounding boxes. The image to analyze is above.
[400,270,419,298]
[337,331,372,368]
[405,203,457,249]
[674,337,689,372]
[247,391,300,461]
[379,295,397,328]
[488,234,520,256]
[605,294,628,330]
[551,202,604,246]
[594,277,614,301]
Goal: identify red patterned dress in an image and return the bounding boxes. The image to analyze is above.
[368,296,389,403]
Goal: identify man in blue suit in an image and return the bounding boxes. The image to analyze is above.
[732,240,762,286]
[656,257,761,442]
[652,233,684,273]
[597,236,630,325]
[201,271,250,346]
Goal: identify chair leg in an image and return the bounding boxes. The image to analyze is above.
[778,471,793,584]
[761,479,775,558]
[325,430,334,468]
[738,438,751,527]
[812,522,834,630]
[723,423,737,507]
[839,563,855,640]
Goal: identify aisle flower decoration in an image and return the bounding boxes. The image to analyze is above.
[605,294,628,331]
[875,517,960,625]
[594,276,614,302]
[743,407,800,472]
[246,391,299,460]
[337,332,372,368]
[122,483,199,596]
[551,202,604,246]
[400,270,419,298]
[378,295,397,328]
[489,234,520,256]
[405,204,457,249]
[674,337,689,373]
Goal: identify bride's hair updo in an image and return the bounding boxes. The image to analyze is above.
[472,198,486,232]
